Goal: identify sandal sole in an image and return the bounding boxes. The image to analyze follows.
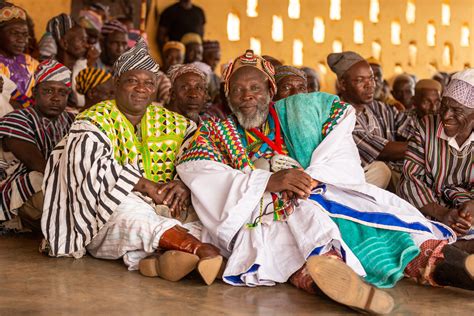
[197,255,223,285]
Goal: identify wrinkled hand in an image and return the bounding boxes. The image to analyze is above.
[441,208,472,236]
[86,46,100,67]
[266,168,318,199]
[158,180,191,217]
[134,177,166,204]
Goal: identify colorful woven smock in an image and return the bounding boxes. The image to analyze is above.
[77,100,191,183]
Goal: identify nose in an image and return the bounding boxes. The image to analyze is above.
[134,82,147,92]
[241,89,254,101]
[441,107,453,120]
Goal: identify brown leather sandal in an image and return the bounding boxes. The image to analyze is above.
[306,256,394,314]
[139,251,199,281]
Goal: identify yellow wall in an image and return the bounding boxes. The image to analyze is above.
[154,0,474,91]
[11,0,72,39]
[10,0,474,92]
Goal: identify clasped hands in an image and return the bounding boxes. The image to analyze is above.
[441,200,474,236]
[265,168,318,201]
[134,177,191,218]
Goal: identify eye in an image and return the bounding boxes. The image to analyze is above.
[126,78,138,84]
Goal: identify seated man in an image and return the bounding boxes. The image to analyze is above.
[95,19,128,73]
[181,33,203,64]
[202,40,221,102]
[274,66,308,101]
[408,79,442,120]
[75,67,114,110]
[328,51,414,190]
[166,64,210,123]
[177,50,474,314]
[391,74,416,111]
[399,69,473,251]
[161,41,185,74]
[41,39,222,285]
[0,59,75,232]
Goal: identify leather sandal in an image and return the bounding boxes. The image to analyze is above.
[306,256,394,314]
[139,251,199,281]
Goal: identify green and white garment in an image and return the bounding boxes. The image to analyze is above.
[42,100,195,257]
[77,100,194,183]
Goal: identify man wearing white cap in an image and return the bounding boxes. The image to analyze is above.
[399,69,474,252]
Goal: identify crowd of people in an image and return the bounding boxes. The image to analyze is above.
[0,0,472,314]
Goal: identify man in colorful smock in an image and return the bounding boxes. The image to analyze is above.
[399,69,474,252]
[0,59,75,233]
[177,50,474,313]
[41,39,223,285]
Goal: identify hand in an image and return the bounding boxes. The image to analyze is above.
[458,201,474,225]
[266,168,318,199]
[86,46,100,67]
[133,177,166,204]
[158,180,191,217]
[441,209,472,236]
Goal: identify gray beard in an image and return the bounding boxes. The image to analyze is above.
[228,95,271,130]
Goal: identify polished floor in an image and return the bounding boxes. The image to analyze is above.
[1,235,474,315]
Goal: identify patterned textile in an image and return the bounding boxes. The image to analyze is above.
[113,38,159,78]
[404,239,447,286]
[168,63,206,85]
[156,71,171,103]
[179,115,252,171]
[353,100,414,171]
[75,67,111,95]
[46,13,75,42]
[222,49,276,96]
[202,40,220,52]
[398,115,473,209]
[274,65,306,84]
[101,19,127,36]
[78,9,103,32]
[0,54,38,105]
[443,69,474,108]
[34,59,72,87]
[276,92,348,168]
[0,5,26,24]
[332,216,420,288]
[0,107,75,219]
[76,100,191,183]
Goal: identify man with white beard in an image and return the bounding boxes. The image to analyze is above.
[177,50,474,314]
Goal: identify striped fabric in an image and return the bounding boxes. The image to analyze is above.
[75,67,111,95]
[398,115,473,209]
[0,107,75,220]
[42,121,142,257]
[353,100,414,170]
[112,38,159,78]
[46,13,75,41]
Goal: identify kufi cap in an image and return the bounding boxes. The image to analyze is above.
[34,59,72,87]
[274,65,307,85]
[181,33,202,45]
[327,51,366,79]
[163,41,185,54]
[443,68,474,108]
[113,37,159,78]
[76,67,111,95]
[168,64,207,86]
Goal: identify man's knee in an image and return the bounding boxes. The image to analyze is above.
[364,161,392,189]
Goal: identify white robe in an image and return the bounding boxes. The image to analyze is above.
[177,106,456,286]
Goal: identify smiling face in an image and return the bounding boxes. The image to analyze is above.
[340,61,375,106]
[115,70,158,117]
[227,66,273,129]
[440,96,474,138]
[34,81,70,119]
[0,20,29,57]
[171,72,208,122]
[275,75,307,101]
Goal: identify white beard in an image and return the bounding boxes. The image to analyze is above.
[228,94,271,130]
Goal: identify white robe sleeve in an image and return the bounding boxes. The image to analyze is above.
[177,161,271,252]
[305,106,366,186]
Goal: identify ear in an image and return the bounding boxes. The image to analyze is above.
[58,37,68,51]
[114,77,121,88]
[338,78,346,93]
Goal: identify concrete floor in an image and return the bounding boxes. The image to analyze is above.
[1,235,474,315]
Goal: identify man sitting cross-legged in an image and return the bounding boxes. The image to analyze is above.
[0,59,75,233]
[41,39,222,285]
[177,50,474,314]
